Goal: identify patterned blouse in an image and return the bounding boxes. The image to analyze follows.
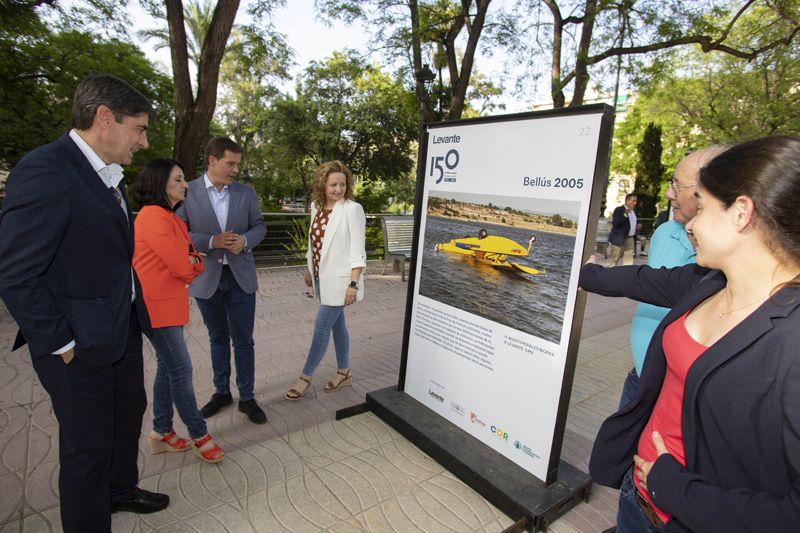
[310,208,332,278]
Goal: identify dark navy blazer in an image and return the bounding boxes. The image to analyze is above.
[0,133,149,365]
[581,263,800,532]
[608,204,632,246]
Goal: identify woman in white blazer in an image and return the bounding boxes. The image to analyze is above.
[286,161,367,400]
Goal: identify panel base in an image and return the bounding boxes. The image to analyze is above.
[365,386,593,532]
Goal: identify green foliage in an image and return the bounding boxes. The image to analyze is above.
[0,23,173,174]
[316,0,503,120]
[384,174,416,214]
[634,123,665,218]
[255,51,419,204]
[547,214,574,229]
[283,217,309,258]
[613,5,800,191]
[218,23,293,190]
[354,180,391,214]
[366,225,383,252]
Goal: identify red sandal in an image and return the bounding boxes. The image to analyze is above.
[149,431,191,454]
[193,434,225,463]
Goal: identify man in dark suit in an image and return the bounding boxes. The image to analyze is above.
[608,193,638,266]
[177,137,268,424]
[0,74,169,532]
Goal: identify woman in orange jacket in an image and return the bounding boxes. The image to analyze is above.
[133,159,224,463]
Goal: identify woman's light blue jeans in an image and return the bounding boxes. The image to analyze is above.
[148,326,207,439]
[302,280,350,375]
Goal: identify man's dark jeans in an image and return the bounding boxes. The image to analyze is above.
[196,267,256,401]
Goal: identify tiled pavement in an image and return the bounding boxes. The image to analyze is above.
[0,258,640,532]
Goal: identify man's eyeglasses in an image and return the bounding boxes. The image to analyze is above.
[669,179,695,192]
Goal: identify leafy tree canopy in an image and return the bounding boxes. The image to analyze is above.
[612,3,800,186]
[0,20,173,172]
[255,51,419,208]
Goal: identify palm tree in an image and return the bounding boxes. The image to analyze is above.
[139,0,214,70]
[0,0,55,34]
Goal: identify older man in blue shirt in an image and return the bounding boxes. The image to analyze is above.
[620,145,730,406]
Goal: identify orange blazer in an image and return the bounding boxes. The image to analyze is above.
[133,205,203,328]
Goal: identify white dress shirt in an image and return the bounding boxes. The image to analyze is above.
[628,209,637,237]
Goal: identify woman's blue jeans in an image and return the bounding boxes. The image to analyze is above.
[616,466,661,532]
[302,300,350,376]
[148,326,207,439]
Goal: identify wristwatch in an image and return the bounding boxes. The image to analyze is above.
[348,281,358,289]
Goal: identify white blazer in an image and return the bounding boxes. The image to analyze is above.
[306,199,367,305]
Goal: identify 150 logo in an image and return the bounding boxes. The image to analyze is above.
[430,149,460,184]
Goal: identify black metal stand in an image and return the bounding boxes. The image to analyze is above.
[364,386,593,532]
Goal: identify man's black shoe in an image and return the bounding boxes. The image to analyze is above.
[111,487,169,514]
[238,399,267,424]
[200,392,233,418]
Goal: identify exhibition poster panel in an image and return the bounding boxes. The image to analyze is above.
[404,110,606,482]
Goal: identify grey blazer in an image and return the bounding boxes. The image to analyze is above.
[176,176,266,299]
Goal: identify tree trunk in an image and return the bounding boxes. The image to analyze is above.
[166,0,240,176]
[543,0,565,108]
[569,0,597,107]
[447,0,491,120]
[409,0,435,124]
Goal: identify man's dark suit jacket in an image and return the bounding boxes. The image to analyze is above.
[581,263,800,532]
[608,204,632,246]
[0,133,149,365]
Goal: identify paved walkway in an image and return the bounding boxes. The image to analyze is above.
[0,259,640,532]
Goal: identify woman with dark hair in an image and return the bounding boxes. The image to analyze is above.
[285,160,366,400]
[133,158,224,463]
[581,136,800,532]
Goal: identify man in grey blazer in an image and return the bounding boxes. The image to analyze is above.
[177,137,268,423]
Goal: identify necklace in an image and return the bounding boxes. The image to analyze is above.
[717,292,768,318]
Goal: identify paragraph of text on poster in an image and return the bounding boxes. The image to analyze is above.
[414,302,495,371]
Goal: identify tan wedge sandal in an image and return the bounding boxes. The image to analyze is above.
[193,434,225,463]
[149,430,191,454]
[286,375,311,400]
[324,369,352,392]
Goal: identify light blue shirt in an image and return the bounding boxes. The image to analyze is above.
[203,174,231,264]
[629,220,696,374]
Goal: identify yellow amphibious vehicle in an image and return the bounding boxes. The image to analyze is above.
[435,231,543,275]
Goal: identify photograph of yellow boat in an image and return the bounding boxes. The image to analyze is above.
[418,192,580,344]
[435,234,543,276]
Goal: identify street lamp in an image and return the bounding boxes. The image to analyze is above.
[415,63,436,121]
[436,61,444,121]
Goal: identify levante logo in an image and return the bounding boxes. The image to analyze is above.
[428,389,444,402]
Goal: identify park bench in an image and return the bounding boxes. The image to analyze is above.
[380,215,414,281]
